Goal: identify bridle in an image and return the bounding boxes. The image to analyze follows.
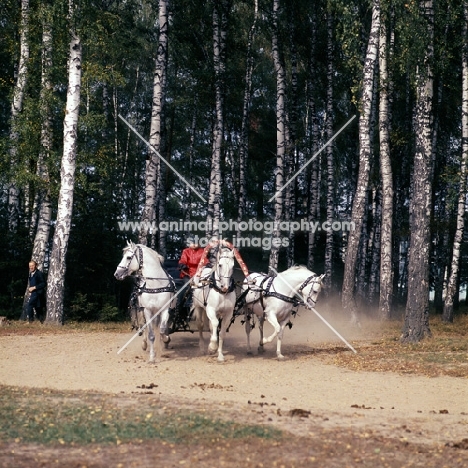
[116,246,141,277]
[299,275,323,309]
[209,249,235,294]
[195,248,236,296]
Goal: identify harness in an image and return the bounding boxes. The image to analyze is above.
[121,245,176,333]
[235,273,321,314]
[192,249,237,307]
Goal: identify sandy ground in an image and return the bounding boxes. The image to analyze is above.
[1,309,467,448]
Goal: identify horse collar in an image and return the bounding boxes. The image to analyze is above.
[263,274,318,307]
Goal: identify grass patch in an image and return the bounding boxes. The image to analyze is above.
[323,314,468,377]
[0,320,131,336]
[0,386,281,446]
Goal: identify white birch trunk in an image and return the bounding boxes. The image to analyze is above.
[324,11,334,291]
[21,14,54,321]
[32,10,54,270]
[368,189,381,302]
[8,0,30,233]
[269,0,286,270]
[402,0,434,342]
[45,11,82,324]
[184,106,197,220]
[443,0,468,323]
[378,12,394,319]
[342,0,380,323]
[306,12,320,270]
[208,1,228,239]
[139,0,168,247]
[237,0,258,237]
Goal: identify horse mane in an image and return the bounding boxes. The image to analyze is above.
[123,242,164,264]
[282,264,309,273]
[139,244,165,264]
[278,264,314,280]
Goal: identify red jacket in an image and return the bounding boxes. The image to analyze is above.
[178,247,207,278]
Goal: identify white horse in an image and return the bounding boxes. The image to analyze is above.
[114,241,175,362]
[191,243,236,362]
[237,265,324,360]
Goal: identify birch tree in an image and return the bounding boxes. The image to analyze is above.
[324,9,335,291]
[236,0,258,237]
[342,0,380,323]
[21,5,54,321]
[378,4,394,319]
[401,0,434,342]
[306,9,320,271]
[46,0,82,324]
[443,0,468,323]
[269,0,287,271]
[207,0,230,239]
[31,4,54,270]
[8,0,29,234]
[139,0,169,249]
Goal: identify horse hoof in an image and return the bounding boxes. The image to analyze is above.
[277,354,285,361]
[247,350,253,356]
[142,341,147,351]
[257,346,265,354]
[217,355,225,362]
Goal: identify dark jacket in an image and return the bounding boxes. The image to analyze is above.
[29,269,46,306]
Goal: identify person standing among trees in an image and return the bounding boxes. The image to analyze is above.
[27,261,45,322]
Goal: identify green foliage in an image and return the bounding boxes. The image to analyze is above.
[66,292,124,323]
[0,0,468,321]
[68,292,96,321]
[98,302,121,322]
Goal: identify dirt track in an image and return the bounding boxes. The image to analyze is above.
[1,310,467,451]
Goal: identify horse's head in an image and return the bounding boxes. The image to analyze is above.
[300,273,325,309]
[213,244,235,292]
[114,241,140,280]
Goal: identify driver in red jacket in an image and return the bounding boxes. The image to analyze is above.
[177,237,208,312]
[178,237,207,279]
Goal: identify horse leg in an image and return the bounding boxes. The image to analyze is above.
[144,309,157,362]
[138,309,147,350]
[275,322,288,360]
[147,322,156,362]
[153,314,163,360]
[205,306,219,354]
[159,308,171,349]
[257,314,265,354]
[141,328,148,351]
[245,312,253,355]
[217,309,233,363]
[262,313,281,349]
[193,305,206,355]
